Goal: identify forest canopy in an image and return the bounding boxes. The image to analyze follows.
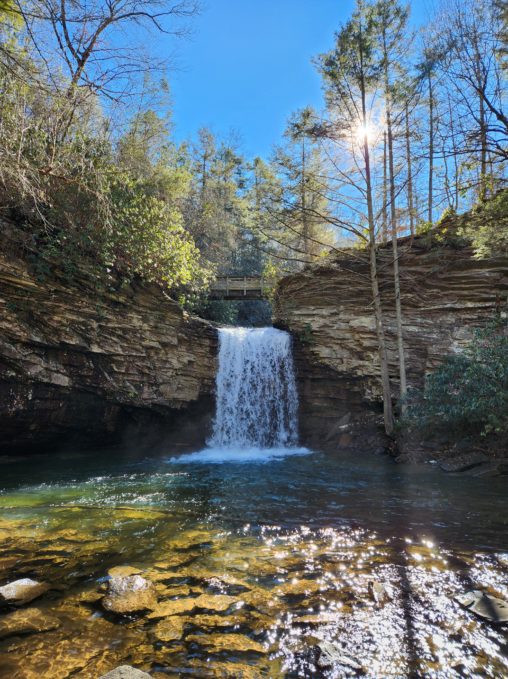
[0,0,507,323]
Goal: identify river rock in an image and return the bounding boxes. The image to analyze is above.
[439,452,489,473]
[368,580,392,606]
[0,607,61,638]
[107,566,143,578]
[0,578,50,605]
[317,640,363,672]
[153,616,185,642]
[102,575,157,614]
[99,666,152,679]
[455,590,508,623]
[186,632,266,654]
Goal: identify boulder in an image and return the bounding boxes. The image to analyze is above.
[99,666,151,679]
[439,452,489,472]
[455,590,508,623]
[0,578,50,606]
[0,607,61,638]
[102,575,157,614]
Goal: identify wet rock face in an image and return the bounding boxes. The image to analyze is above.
[0,223,217,454]
[275,238,508,455]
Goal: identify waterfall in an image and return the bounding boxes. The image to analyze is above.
[169,326,309,463]
[209,327,299,448]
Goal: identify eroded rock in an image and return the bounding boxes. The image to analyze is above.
[439,452,489,473]
[368,580,392,606]
[317,640,363,672]
[274,236,508,460]
[147,593,237,620]
[107,566,143,578]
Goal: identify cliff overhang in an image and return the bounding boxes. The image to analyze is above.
[0,222,218,455]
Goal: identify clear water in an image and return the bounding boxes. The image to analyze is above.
[0,449,507,678]
[0,326,507,677]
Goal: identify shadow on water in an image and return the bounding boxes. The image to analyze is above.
[0,447,507,677]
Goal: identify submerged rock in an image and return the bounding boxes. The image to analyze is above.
[368,580,392,606]
[147,593,237,620]
[153,617,185,642]
[455,590,508,623]
[187,632,266,654]
[102,575,157,614]
[0,578,50,605]
[107,566,143,578]
[0,607,61,638]
[99,666,152,679]
[317,641,363,672]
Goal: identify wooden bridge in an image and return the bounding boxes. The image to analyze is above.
[208,275,267,300]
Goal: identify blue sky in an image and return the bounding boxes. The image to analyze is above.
[168,0,432,158]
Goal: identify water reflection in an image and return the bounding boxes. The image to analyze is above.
[0,448,506,677]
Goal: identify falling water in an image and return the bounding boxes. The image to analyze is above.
[210,327,299,448]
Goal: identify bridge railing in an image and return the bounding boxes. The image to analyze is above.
[209,275,265,298]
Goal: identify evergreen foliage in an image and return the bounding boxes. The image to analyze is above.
[406,321,508,436]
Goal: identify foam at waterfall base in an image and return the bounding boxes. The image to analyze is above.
[168,446,311,464]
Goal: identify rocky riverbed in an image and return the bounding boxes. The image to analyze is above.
[0,449,507,678]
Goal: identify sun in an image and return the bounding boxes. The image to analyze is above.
[355,122,376,145]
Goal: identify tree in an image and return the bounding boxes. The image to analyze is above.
[12,0,198,97]
[375,0,409,408]
[183,128,247,273]
[318,0,395,434]
[431,0,507,202]
[268,108,334,267]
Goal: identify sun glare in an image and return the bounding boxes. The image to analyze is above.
[355,122,376,145]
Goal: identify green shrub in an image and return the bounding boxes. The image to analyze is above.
[405,320,508,436]
[460,190,508,258]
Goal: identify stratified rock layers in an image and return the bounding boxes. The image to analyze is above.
[0,241,217,454]
[274,238,508,453]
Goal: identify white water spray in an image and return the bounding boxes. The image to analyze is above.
[210,327,299,448]
[170,326,308,463]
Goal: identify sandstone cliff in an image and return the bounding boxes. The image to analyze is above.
[0,227,217,454]
[275,234,508,461]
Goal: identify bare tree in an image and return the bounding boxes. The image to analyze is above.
[11,0,199,138]
[318,1,395,435]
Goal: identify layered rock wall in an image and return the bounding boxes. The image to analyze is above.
[275,237,508,455]
[0,228,217,454]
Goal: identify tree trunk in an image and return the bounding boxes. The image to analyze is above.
[382,131,388,243]
[300,138,311,263]
[479,90,488,202]
[361,100,393,435]
[404,103,415,237]
[428,71,434,224]
[384,49,407,410]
